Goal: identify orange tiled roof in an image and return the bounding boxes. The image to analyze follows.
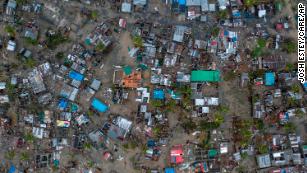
[122,71,142,88]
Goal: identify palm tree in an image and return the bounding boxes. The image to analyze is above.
[5,150,16,160]
[20,152,30,161]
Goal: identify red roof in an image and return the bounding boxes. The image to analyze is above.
[211,40,218,46]
[276,23,283,30]
[170,145,184,164]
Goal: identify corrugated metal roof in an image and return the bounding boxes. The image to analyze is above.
[186,0,200,6]
[191,70,221,82]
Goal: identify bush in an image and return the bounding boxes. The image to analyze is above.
[181,119,197,132]
[25,37,38,45]
[217,10,228,19]
[56,52,65,60]
[46,32,69,49]
[91,11,98,20]
[284,122,296,133]
[150,100,163,107]
[95,42,105,52]
[133,36,143,48]
[257,144,268,154]
[24,58,37,68]
[257,38,266,48]
[4,25,15,36]
[223,71,236,81]
[199,120,221,131]
[244,0,257,7]
[282,40,296,53]
[211,27,220,37]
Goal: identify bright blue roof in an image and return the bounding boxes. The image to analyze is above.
[265,72,275,86]
[178,0,186,6]
[147,140,156,147]
[303,82,307,91]
[153,89,165,100]
[233,11,241,17]
[91,98,108,112]
[165,168,175,173]
[9,165,16,173]
[224,30,229,36]
[69,70,84,81]
[58,99,68,109]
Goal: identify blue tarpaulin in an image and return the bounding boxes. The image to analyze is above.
[69,71,84,81]
[165,168,175,173]
[233,11,241,17]
[9,165,16,173]
[224,30,229,36]
[178,0,186,6]
[265,72,275,86]
[147,140,156,147]
[168,89,181,99]
[91,98,108,112]
[153,89,165,100]
[58,99,68,109]
[303,82,307,92]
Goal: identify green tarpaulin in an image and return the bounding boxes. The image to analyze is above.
[123,66,132,75]
[208,149,218,158]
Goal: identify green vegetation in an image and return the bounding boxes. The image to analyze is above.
[257,38,266,48]
[16,0,27,5]
[244,0,257,7]
[123,141,138,150]
[199,121,221,131]
[6,82,16,101]
[25,37,39,45]
[241,152,248,160]
[235,120,253,147]
[282,40,296,53]
[153,126,162,136]
[24,58,37,68]
[254,119,265,130]
[223,71,236,81]
[20,152,30,161]
[87,110,94,116]
[46,32,69,49]
[87,160,95,168]
[251,38,267,58]
[248,69,265,80]
[257,144,269,154]
[236,165,247,173]
[284,122,296,133]
[165,100,177,112]
[291,84,300,93]
[5,150,16,160]
[56,52,65,60]
[83,142,92,150]
[285,63,295,72]
[4,25,15,37]
[217,10,228,19]
[90,10,98,20]
[95,42,105,52]
[178,86,192,110]
[150,100,163,107]
[295,109,305,117]
[181,118,197,132]
[287,97,299,107]
[24,133,35,143]
[211,27,220,37]
[133,36,144,48]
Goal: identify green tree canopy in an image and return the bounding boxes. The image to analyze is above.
[282,40,296,53]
